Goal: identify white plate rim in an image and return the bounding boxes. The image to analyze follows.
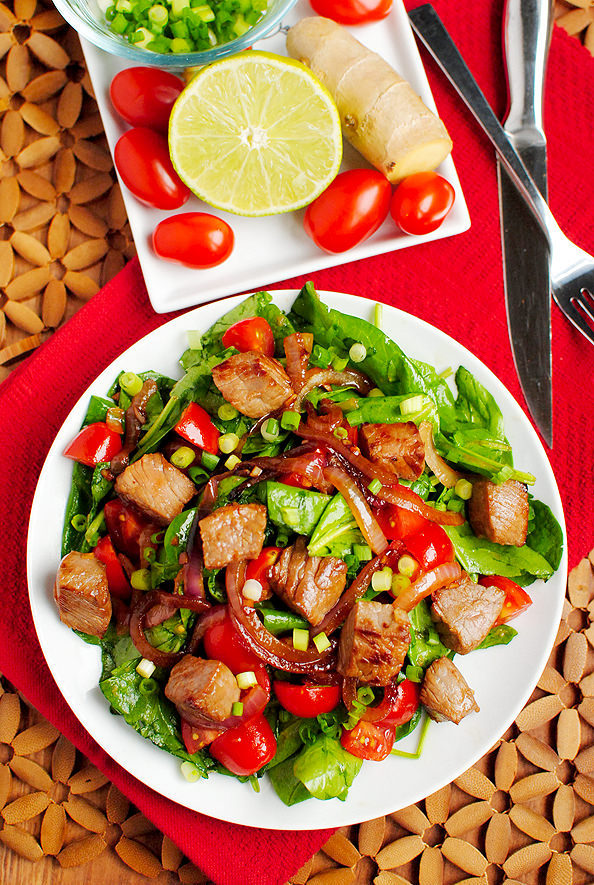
[27,289,567,829]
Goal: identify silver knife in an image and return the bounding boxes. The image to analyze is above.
[498,0,554,446]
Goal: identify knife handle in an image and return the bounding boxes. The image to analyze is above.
[503,0,553,135]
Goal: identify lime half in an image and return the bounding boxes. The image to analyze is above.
[169,51,342,217]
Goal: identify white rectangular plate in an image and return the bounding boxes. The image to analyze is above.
[82,0,470,313]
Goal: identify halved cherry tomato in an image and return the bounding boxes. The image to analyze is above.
[403,523,455,571]
[63,422,122,467]
[114,127,190,210]
[153,213,234,269]
[304,169,392,254]
[362,679,420,727]
[110,67,183,132]
[245,547,282,593]
[273,681,341,718]
[94,535,131,600]
[104,499,157,561]
[310,0,392,24]
[478,575,532,624]
[390,172,455,236]
[340,720,395,761]
[222,317,275,358]
[374,503,428,541]
[174,402,220,455]
[281,448,328,490]
[203,609,270,689]
[209,713,277,776]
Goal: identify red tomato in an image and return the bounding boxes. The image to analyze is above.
[478,575,532,624]
[63,422,122,467]
[114,127,190,210]
[245,547,282,592]
[403,523,455,571]
[181,719,219,754]
[374,504,428,541]
[153,213,234,269]
[222,317,275,357]
[110,67,183,132]
[174,402,220,455]
[390,172,455,236]
[341,720,395,761]
[203,609,269,687]
[94,535,131,600]
[281,448,328,490]
[304,169,392,253]
[363,679,420,727]
[104,499,156,561]
[273,681,341,717]
[209,713,277,776]
[309,0,392,23]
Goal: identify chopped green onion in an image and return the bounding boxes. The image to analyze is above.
[312,631,330,652]
[371,567,393,592]
[148,4,168,25]
[70,514,87,532]
[136,658,156,678]
[368,478,382,495]
[143,546,156,563]
[280,410,300,432]
[391,573,411,596]
[292,628,309,652]
[332,355,349,372]
[130,27,153,48]
[232,701,244,716]
[242,578,263,601]
[276,532,289,547]
[219,432,239,454]
[218,403,239,422]
[201,450,219,471]
[150,531,165,544]
[139,677,159,696]
[340,397,359,413]
[171,37,191,52]
[349,342,367,363]
[194,3,215,19]
[187,329,202,349]
[173,623,186,635]
[455,478,473,500]
[84,510,105,548]
[397,555,418,578]
[131,568,151,590]
[447,498,465,513]
[261,417,280,442]
[405,665,424,683]
[171,446,196,469]
[367,388,384,398]
[236,671,257,690]
[374,302,383,329]
[353,544,373,561]
[400,395,426,415]
[334,427,348,439]
[120,372,143,397]
[224,454,241,470]
[180,761,202,782]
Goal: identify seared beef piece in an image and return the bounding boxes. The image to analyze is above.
[337,599,410,685]
[420,657,479,724]
[359,422,425,480]
[212,351,294,419]
[115,452,195,526]
[468,478,529,547]
[431,576,505,654]
[54,551,112,637]
[199,503,267,570]
[165,655,240,727]
[268,537,347,627]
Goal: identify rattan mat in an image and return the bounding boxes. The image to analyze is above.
[2,3,594,882]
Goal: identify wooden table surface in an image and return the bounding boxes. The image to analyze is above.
[2,1,594,882]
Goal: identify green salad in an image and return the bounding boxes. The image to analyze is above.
[55,284,563,804]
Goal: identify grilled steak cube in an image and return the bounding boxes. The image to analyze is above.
[337,599,410,685]
[431,576,505,654]
[468,478,529,547]
[359,422,425,480]
[420,657,479,724]
[54,551,112,637]
[199,503,267,570]
[165,655,240,727]
[212,351,294,419]
[268,536,347,627]
[114,452,196,526]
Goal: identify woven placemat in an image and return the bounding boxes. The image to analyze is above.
[2,3,594,882]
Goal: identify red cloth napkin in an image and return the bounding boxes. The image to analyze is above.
[1,2,593,883]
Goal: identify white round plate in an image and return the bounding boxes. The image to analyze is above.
[27,290,567,829]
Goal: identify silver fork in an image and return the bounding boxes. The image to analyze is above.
[409,4,594,346]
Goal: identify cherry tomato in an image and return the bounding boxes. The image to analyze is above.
[281,448,328,490]
[478,575,532,624]
[403,523,455,571]
[174,402,220,455]
[273,681,341,717]
[203,609,269,689]
[110,67,183,133]
[209,713,277,776]
[374,503,428,541]
[63,422,122,467]
[340,720,395,761]
[94,535,131,600]
[104,499,157,561]
[309,0,392,24]
[222,317,275,357]
[304,169,392,254]
[362,679,420,727]
[153,213,234,269]
[114,127,190,210]
[245,547,282,593]
[390,172,455,236]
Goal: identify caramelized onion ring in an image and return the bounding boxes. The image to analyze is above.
[292,368,373,412]
[419,422,463,489]
[323,465,388,555]
[393,562,462,612]
[129,590,210,668]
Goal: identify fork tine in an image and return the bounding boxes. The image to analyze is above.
[554,290,594,346]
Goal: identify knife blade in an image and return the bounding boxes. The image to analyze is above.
[498,0,554,446]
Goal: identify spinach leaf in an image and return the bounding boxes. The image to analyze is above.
[308,494,363,557]
[61,462,93,556]
[408,600,452,669]
[346,394,439,430]
[526,499,564,571]
[266,482,330,535]
[82,395,115,425]
[293,733,362,802]
[267,758,311,806]
[445,522,554,584]
[477,625,518,649]
[453,366,506,438]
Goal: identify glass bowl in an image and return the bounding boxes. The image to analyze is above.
[52,0,298,67]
